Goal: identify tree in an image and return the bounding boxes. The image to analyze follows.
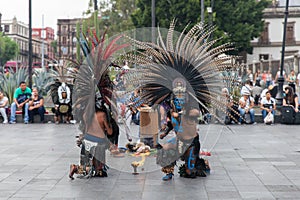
[131,0,271,61]
[214,0,271,58]
[131,0,201,32]
[51,40,57,56]
[81,0,136,37]
[0,33,19,66]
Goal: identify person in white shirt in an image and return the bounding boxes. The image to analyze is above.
[297,72,300,95]
[58,82,71,104]
[266,70,273,88]
[122,61,130,70]
[246,69,254,84]
[240,80,252,96]
[260,91,276,122]
[238,90,255,124]
[275,68,286,83]
[0,91,9,123]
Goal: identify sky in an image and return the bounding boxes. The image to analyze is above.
[1,0,91,33]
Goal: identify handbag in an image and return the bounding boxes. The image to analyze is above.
[264,112,274,125]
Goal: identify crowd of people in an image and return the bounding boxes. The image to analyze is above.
[2,22,300,186]
[220,68,300,125]
[0,80,73,124]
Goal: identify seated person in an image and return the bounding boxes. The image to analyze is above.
[28,88,46,123]
[283,86,299,113]
[238,90,255,124]
[0,91,9,123]
[260,91,276,123]
[10,81,32,124]
[52,82,72,124]
[128,89,147,125]
[221,88,239,124]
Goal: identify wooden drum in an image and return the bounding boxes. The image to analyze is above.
[139,108,159,138]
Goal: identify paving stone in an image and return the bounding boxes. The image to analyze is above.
[0,123,300,199]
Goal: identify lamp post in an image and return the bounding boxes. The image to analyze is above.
[151,0,155,44]
[28,0,33,89]
[201,0,204,24]
[207,7,212,26]
[0,13,2,68]
[276,0,289,107]
[72,31,76,60]
[0,13,2,32]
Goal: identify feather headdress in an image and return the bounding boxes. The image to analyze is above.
[125,20,238,119]
[73,32,129,133]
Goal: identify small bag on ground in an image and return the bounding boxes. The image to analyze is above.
[264,112,274,125]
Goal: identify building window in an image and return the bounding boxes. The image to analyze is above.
[259,54,269,61]
[4,25,9,32]
[259,22,269,45]
[62,26,67,34]
[62,37,66,45]
[286,22,295,44]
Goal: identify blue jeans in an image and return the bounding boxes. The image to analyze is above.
[10,102,29,122]
[29,106,45,122]
[262,110,275,120]
[239,108,255,123]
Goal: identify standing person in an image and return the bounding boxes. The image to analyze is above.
[261,70,267,87]
[266,70,273,88]
[275,67,286,83]
[254,69,262,87]
[283,86,299,113]
[0,91,9,123]
[297,72,300,95]
[28,88,46,123]
[287,70,297,93]
[246,69,254,85]
[260,91,276,124]
[10,81,31,124]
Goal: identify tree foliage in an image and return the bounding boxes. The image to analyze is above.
[82,0,136,37]
[0,33,19,66]
[214,0,271,56]
[0,67,28,104]
[131,0,201,32]
[131,0,271,58]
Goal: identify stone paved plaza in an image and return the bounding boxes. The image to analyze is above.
[0,123,300,199]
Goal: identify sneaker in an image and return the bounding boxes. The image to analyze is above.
[3,120,8,124]
[95,169,108,177]
[24,121,28,124]
[196,170,207,177]
[162,173,173,181]
[69,164,78,180]
[9,121,16,124]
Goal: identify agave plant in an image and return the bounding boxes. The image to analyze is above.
[32,69,54,96]
[0,67,28,104]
